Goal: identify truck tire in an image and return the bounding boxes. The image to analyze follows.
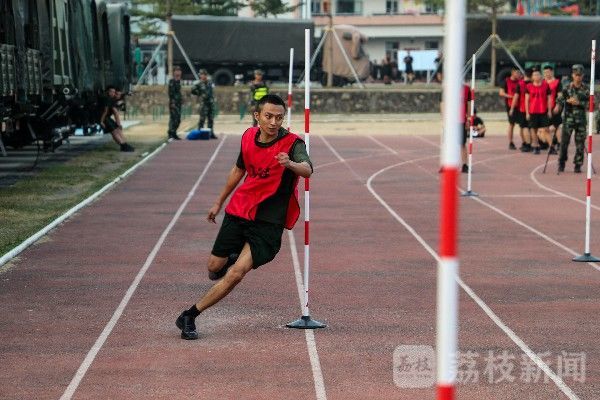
[213,68,234,86]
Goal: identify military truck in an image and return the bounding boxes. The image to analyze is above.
[0,0,132,150]
[172,16,314,86]
[466,14,600,85]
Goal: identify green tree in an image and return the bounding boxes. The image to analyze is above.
[249,0,300,17]
[131,0,245,37]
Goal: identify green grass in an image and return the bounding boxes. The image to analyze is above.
[0,138,165,257]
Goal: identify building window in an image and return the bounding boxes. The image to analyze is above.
[425,3,439,14]
[311,0,322,15]
[336,0,363,15]
[386,1,398,14]
[425,41,439,50]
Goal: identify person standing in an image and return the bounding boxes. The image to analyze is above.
[556,64,589,173]
[403,50,414,84]
[191,69,217,139]
[167,66,182,140]
[249,69,269,126]
[512,68,534,152]
[525,67,550,155]
[500,66,522,150]
[544,65,562,154]
[175,94,313,340]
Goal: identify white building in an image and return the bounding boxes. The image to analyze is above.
[240,1,444,64]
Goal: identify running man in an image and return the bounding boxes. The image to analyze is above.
[525,67,551,155]
[175,94,313,340]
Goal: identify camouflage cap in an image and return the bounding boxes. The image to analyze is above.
[572,64,584,74]
[199,69,208,75]
[254,69,264,75]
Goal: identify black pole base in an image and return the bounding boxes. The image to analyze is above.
[286,315,327,329]
[573,253,600,262]
[461,190,479,197]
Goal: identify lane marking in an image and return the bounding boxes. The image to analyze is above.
[60,138,227,400]
[287,230,327,400]
[326,136,580,399]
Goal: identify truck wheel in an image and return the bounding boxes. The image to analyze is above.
[213,68,234,86]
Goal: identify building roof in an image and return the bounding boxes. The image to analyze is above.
[313,14,443,27]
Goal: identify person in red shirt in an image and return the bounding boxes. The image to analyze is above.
[499,66,522,150]
[525,67,551,155]
[543,65,562,154]
[511,68,533,152]
[175,94,313,340]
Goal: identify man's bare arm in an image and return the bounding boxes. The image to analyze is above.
[207,165,245,223]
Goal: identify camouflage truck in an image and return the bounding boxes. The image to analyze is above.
[0,0,132,150]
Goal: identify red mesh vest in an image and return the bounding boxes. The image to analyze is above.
[225,127,301,230]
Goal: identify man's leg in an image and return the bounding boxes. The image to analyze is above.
[110,128,125,145]
[198,107,206,130]
[559,125,572,171]
[507,121,515,149]
[207,104,216,138]
[574,125,586,172]
[176,243,253,340]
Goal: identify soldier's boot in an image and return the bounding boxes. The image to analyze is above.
[574,164,582,173]
[558,161,565,173]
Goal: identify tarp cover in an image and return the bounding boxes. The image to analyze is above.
[172,16,312,65]
[467,15,600,64]
[321,25,370,80]
[69,0,97,93]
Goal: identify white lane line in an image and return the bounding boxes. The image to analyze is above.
[365,164,581,400]
[530,162,600,212]
[318,135,364,182]
[59,138,227,400]
[368,136,398,155]
[287,230,327,400]
[0,142,168,268]
[480,194,560,198]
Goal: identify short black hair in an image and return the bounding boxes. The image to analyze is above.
[511,65,520,71]
[543,64,553,71]
[106,85,117,91]
[524,67,533,78]
[255,94,286,113]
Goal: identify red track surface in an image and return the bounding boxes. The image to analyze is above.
[2,133,600,399]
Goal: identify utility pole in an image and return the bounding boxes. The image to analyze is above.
[326,1,333,87]
[490,5,497,86]
[167,0,173,79]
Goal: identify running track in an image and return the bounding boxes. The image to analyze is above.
[1,132,600,399]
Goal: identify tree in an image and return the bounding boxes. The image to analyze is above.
[249,0,300,17]
[131,0,246,37]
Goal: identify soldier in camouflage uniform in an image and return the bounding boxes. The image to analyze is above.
[191,69,217,139]
[167,66,182,140]
[556,64,588,173]
[249,69,269,127]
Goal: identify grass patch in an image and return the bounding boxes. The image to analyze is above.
[0,133,165,257]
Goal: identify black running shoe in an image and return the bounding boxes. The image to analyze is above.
[549,146,557,155]
[533,147,541,155]
[509,142,516,150]
[169,134,181,140]
[176,311,199,340]
[521,143,532,153]
[539,142,549,150]
[120,143,135,152]
[461,164,469,173]
[558,162,565,172]
[208,253,239,281]
[575,165,582,173]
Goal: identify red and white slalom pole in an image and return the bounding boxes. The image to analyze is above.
[287,48,294,131]
[287,29,325,329]
[462,55,478,197]
[437,0,465,399]
[574,39,600,262]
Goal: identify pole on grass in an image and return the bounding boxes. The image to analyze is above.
[437,0,465,399]
[462,55,478,197]
[574,39,600,262]
[287,29,326,330]
[287,48,294,131]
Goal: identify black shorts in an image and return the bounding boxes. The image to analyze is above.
[462,123,468,145]
[506,107,520,125]
[103,118,118,134]
[212,213,284,269]
[528,113,549,129]
[550,114,563,128]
